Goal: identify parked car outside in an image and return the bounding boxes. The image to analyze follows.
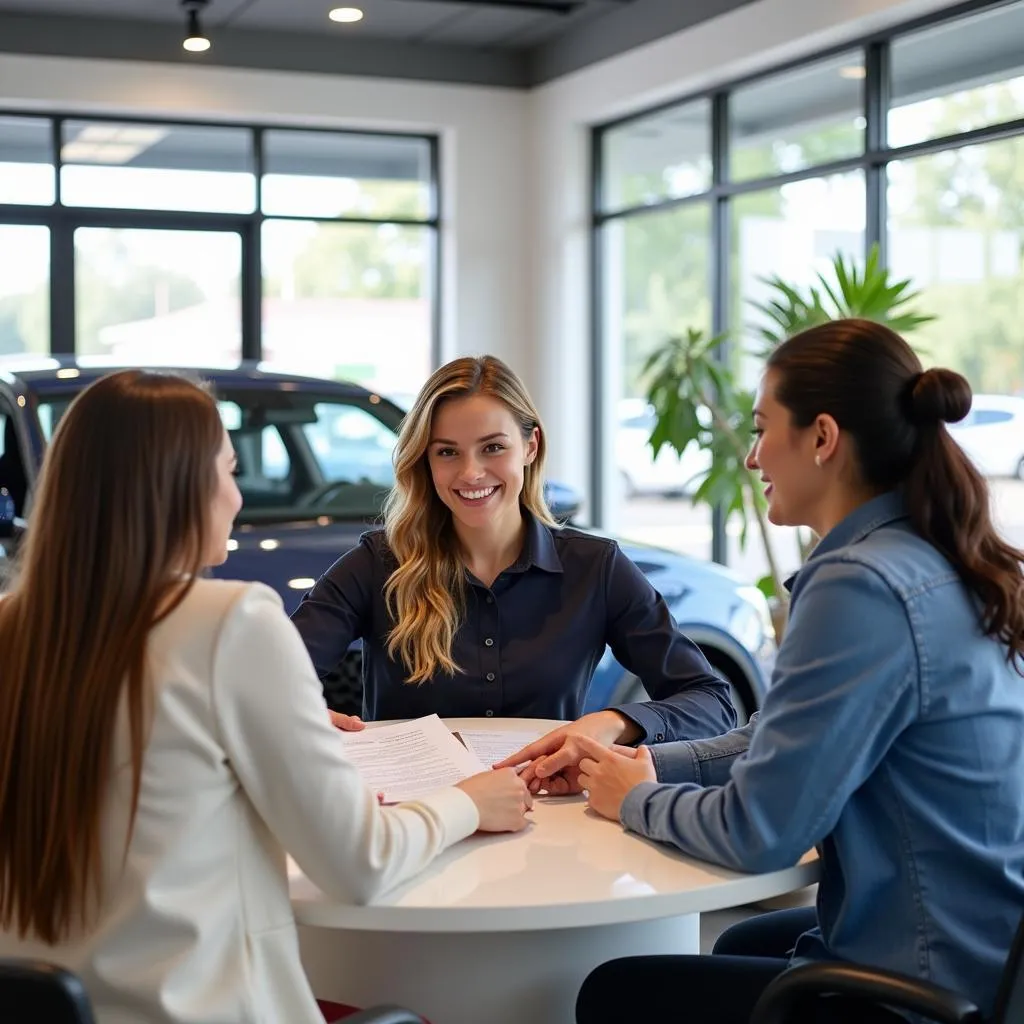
[946,393,1024,479]
[0,358,776,717]
[616,398,712,498]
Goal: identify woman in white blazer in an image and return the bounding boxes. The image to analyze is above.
[0,370,531,1024]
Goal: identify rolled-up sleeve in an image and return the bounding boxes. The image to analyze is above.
[619,558,919,874]
[290,534,377,679]
[646,715,759,787]
[603,544,736,742]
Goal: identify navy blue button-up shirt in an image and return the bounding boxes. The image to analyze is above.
[291,513,735,742]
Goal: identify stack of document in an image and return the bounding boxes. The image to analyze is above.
[337,714,542,804]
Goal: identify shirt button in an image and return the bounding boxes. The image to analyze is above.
[486,595,494,604]
[486,672,495,681]
[655,733,665,742]
[484,637,494,647]
[485,709,494,717]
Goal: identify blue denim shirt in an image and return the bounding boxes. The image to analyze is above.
[291,512,735,741]
[622,492,1024,1015]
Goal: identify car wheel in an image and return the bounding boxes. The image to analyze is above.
[698,646,758,726]
[607,652,757,727]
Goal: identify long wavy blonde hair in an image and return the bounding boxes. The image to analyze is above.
[383,356,555,682]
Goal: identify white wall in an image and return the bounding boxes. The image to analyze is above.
[0,53,530,377]
[529,0,961,521]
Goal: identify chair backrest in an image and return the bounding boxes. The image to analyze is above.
[992,912,1024,1023]
[0,959,96,1024]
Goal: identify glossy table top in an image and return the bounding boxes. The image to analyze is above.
[289,718,820,933]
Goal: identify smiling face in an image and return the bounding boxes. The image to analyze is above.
[427,394,539,536]
[205,428,243,567]
[746,369,826,528]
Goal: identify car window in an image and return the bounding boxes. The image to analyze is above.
[217,390,400,524]
[35,386,403,525]
[972,409,1014,426]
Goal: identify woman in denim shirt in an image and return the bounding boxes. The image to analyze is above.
[526,320,1024,1023]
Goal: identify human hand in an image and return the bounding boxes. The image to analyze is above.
[456,768,533,832]
[329,710,366,732]
[576,735,657,821]
[494,711,641,795]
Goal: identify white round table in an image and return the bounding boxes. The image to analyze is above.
[291,718,819,1024]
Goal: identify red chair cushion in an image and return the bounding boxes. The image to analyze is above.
[318,999,432,1023]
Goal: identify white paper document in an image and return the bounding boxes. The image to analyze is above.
[455,730,543,769]
[338,714,487,803]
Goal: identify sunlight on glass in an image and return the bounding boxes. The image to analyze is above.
[260,219,431,395]
[601,99,712,211]
[74,227,242,363]
[0,225,50,357]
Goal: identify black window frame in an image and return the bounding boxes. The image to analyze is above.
[0,112,442,369]
[590,0,1024,562]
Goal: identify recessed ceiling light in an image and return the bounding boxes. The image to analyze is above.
[839,65,866,80]
[329,7,364,22]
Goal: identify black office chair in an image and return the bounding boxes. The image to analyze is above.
[0,959,96,1023]
[0,960,425,1024]
[752,913,1024,1024]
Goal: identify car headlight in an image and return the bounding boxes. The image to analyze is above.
[731,585,776,654]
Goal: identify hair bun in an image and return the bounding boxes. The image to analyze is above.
[908,368,972,426]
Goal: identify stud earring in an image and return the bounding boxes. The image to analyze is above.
[814,454,823,468]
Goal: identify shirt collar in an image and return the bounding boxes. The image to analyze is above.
[508,508,564,575]
[784,491,908,594]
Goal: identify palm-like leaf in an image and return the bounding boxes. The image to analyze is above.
[749,242,935,355]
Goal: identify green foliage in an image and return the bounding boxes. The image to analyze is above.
[749,243,935,355]
[644,328,768,561]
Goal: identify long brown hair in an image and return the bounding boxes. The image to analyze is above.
[769,318,1024,668]
[0,370,225,943]
[383,355,554,682]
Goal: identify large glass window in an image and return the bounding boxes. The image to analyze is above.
[595,1,1024,580]
[729,51,865,181]
[74,227,243,361]
[888,135,1024,549]
[60,121,256,213]
[0,225,49,357]
[260,219,432,394]
[0,115,438,377]
[600,202,713,555]
[600,100,712,213]
[889,4,1024,148]
[262,130,432,220]
[731,172,866,582]
[0,117,54,205]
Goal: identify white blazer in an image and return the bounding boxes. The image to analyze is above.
[0,579,479,1023]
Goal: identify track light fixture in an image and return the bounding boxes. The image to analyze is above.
[182,0,211,53]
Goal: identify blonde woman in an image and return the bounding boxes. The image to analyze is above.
[0,371,530,1024]
[292,355,735,758]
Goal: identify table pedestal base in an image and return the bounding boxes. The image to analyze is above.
[299,914,700,1024]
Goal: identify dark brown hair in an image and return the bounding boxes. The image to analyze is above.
[0,370,224,943]
[768,318,1024,669]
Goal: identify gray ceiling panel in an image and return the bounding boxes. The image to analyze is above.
[0,9,530,86]
[530,0,759,84]
[232,0,473,39]
[421,6,545,45]
[0,0,783,87]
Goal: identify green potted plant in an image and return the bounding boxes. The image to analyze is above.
[643,244,934,633]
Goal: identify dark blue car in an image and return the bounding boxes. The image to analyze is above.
[0,359,776,717]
